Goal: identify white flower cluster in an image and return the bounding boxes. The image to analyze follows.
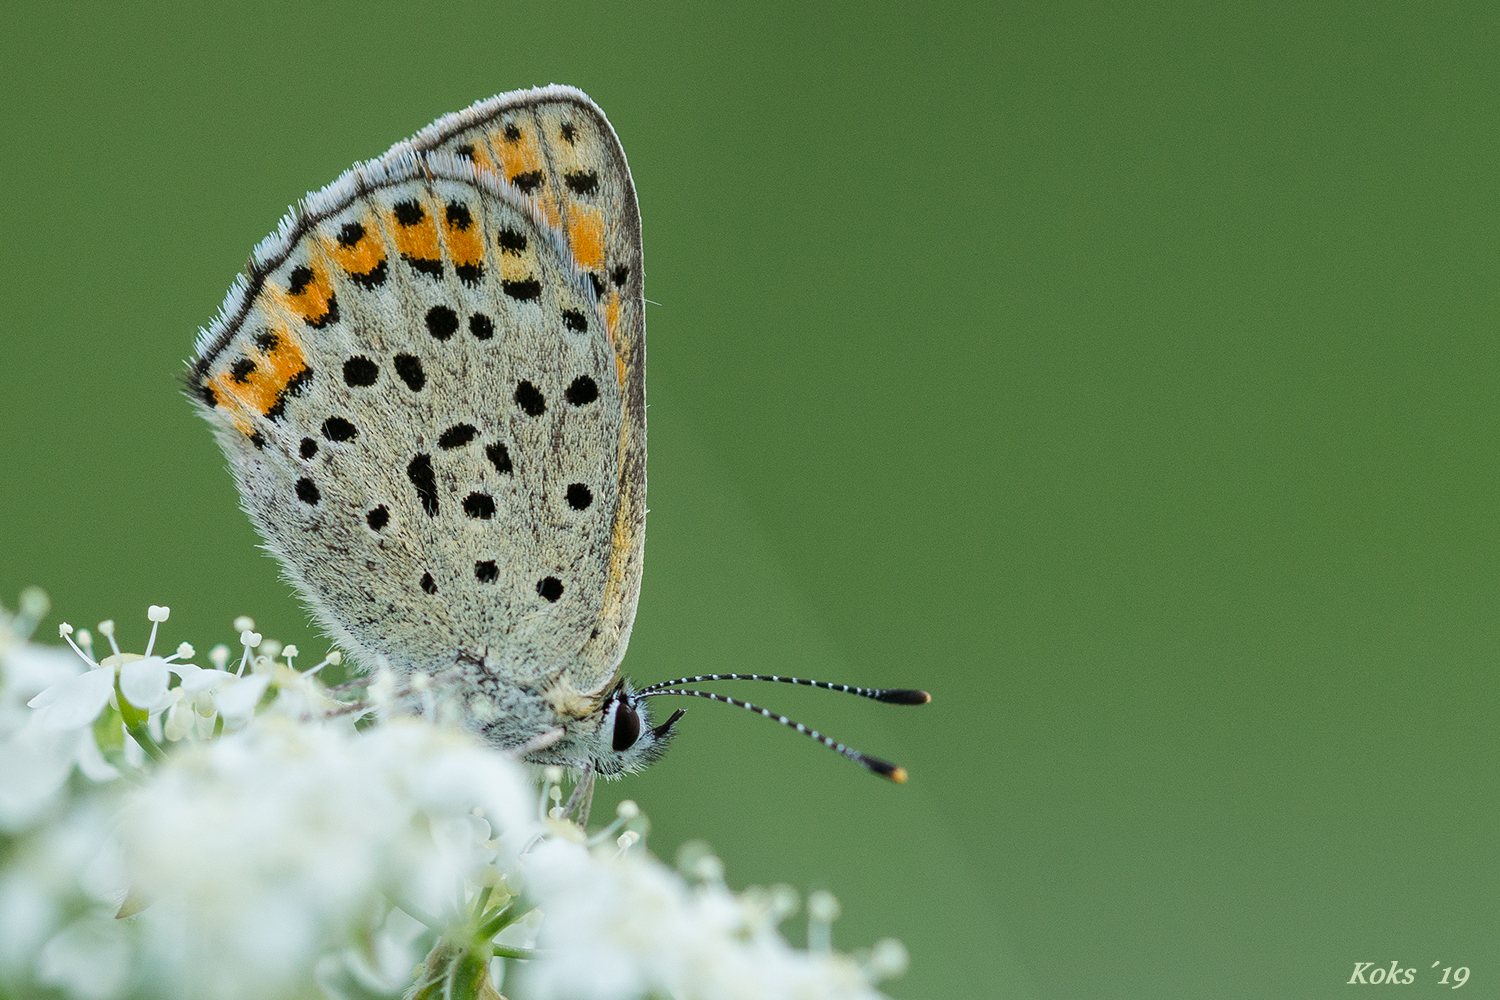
[0,595,906,1000]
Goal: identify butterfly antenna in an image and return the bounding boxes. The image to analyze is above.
[637,673,930,705]
[639,688,915,782]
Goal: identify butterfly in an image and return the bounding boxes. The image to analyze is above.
[186,86,926,816]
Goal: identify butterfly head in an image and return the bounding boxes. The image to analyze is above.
[536,678,685,779]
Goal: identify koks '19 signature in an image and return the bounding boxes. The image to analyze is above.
[1347,962,1468,987]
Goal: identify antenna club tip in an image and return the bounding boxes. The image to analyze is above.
[877,689,931,705]
[863,756,909,783]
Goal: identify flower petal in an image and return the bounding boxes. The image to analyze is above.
[215,674,270,726]
[0,718,83,827]
[119,657,172,712]
[181,668,234,694]
[31,669,115,732]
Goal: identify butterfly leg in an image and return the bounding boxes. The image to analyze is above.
[563,764,596,827]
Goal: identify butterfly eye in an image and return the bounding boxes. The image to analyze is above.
[611,696,642,752]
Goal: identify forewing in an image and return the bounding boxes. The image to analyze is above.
[188,154,623,692]
[408,87,647,676]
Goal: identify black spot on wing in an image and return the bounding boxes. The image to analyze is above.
[307,293,339,328]
[300,438,317,459]
[321,417,357,442]
[343,356,379,387]
[407,454,438,516]
[439,424,477,449]
[475,560,499,583]
[510,170,544,194]
[497,228,527,253]
[537,576,563,602]
[566,483,593,510]
[502,279,541,301]
[426,305,458,340]
[562,309,588,332]
[515,381,546,416]
[394,354,425,391]
[393,200,425,226]
[445,202,473,230]
[404,256,444,279]
[463,492,496,519]
[486,442,513,475]
[367,505,389,530]
[296,477,320,505]
[564,171,598,196]
[565,375,598,406]
[469,313,494,340]
[347,258,388,289]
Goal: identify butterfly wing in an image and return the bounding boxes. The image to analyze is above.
[188,150,635,710]
[407,87,647,679]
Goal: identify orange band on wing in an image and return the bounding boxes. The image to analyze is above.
[566,206,606,271]
[489,121,561,227]
[269,261,336,327]
[604,293,622,346]
[321,214,387,283]
[441,204,485,272]
[389,198,442,263]
[209,327,311,419]
[457,135,500,175]
[491,123,544,188]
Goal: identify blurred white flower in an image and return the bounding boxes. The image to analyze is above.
[520,838,888,1000]
[28,668,117,733]
[37,916,132,1000]
[0,799,120,976]
[0,596,908,1000]
[116,715,537,1000]
[0,590,99,827]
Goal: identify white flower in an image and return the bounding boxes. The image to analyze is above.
[28,667,116,732]
[116,657,172,714]
[1,596,909,1000]
[520,839,889,1000]
[113,715,537,1000]
[0,594,101,827]
[0,798,121,976]
[36,916,131,1000]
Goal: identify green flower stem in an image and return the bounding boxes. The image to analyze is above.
[477,901,527,941]
[114,675,168,764]
[388,891,444,930]
[410,941,507,1000]
[470,884,493,922]
[125,722,169,763]
[92,704,145,780]
[445,945,492,1000]
[490,945,539,961]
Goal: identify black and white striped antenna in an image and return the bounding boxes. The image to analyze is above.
[638,674,929,782]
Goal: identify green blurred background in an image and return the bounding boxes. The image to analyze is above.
[3,2,1498,996]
